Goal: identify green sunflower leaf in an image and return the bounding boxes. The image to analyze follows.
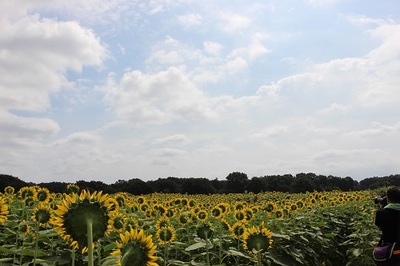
[185,242,206,251]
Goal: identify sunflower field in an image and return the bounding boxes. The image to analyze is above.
[0,184,383,266]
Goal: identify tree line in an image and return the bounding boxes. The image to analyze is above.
[1,172,399,195]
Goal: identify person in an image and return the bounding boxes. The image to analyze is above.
[374,187,400,265]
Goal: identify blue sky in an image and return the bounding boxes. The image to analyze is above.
[1,0,400,184]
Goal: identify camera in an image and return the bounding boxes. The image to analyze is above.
[374,195,388,207]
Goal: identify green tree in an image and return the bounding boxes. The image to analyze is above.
[226,172,248,193]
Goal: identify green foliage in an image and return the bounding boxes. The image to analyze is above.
[0,186,384,265]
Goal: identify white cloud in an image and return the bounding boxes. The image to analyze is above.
[152,148,188,157]
[102,67,217,125]
[219,12,252,33]
[344,14,391,27]
[145,36,255,85]
[229,33,270,61]
[307,0,340,8]
[344,122,399,138]
[203,41,222,55]
[177,13,202,27]
[0,15,107,112]
[0,4,108,182]
[257,22,400,109]
[153,134,191,146]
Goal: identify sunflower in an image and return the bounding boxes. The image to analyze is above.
[243,207,254,221]
[109,212,126,233]
[289,203,298,212]
[32,202,53,226]
[234,209,247,222]
[263,201,277,215]
[4,186,15,195]
[18,186,37,201]
[156,225,176,245]
[155,216,170,230]
[153,203,166,216]
[296,200,305,209]
[196,209,208,222]
[136,196,147,205]
[211,206,223,219]
[172,198,181,206]
[19,219,31,236]
[230,222,245,239]
[114,192,129,208]
[234,202,246,211]
[0,196,9,223]
[216,202,231,215]
[111,229,158,266]
[35,187,51,203]
[140,203,149,212]
[180,197,188,207]
[66,183,80,194]
[178,212,190,226]
[242,222,273,256]
[164,207,176,218]
[273,209,284,219]
[105,197,121,213]
[188,199,196,208]
[52,190,113,250]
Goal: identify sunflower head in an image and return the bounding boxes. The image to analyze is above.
[155,216,170,230]
[36,187,51,203]
[109,213,126,233]
[32,203,53,226]
[234,209,246,222]
[4,186,15,195]
[66,183,80,194]
[105,197,120,213]
[164,207,175,218]
[53,190,112,250]
[114,192,129,208]
[156,225,176,245]
[243,207,254,221]
[18,186,36,201]
[196,210,208,222]
[111,229,158,266]
[211,206,223,218]
[216,202,230,214]
[19,220,31,236]
[243,222,273,256]
[178,212,190,226]
[230,222,246,239]
[153,203,166,216]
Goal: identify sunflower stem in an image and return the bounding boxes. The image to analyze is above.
[71,248,75,266]
[33,222,40,266]
[257,250,262,266]
[205,234,210,266]
[87,219,94,266]
[163,244,168,266]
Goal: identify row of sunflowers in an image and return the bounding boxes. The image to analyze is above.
[0,184,382,265]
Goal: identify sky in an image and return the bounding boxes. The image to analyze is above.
[1,0,400,184]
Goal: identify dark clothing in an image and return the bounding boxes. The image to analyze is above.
[375,207,400,266]
[375,208,400,245]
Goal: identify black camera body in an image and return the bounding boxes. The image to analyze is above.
[374,196,388,207]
